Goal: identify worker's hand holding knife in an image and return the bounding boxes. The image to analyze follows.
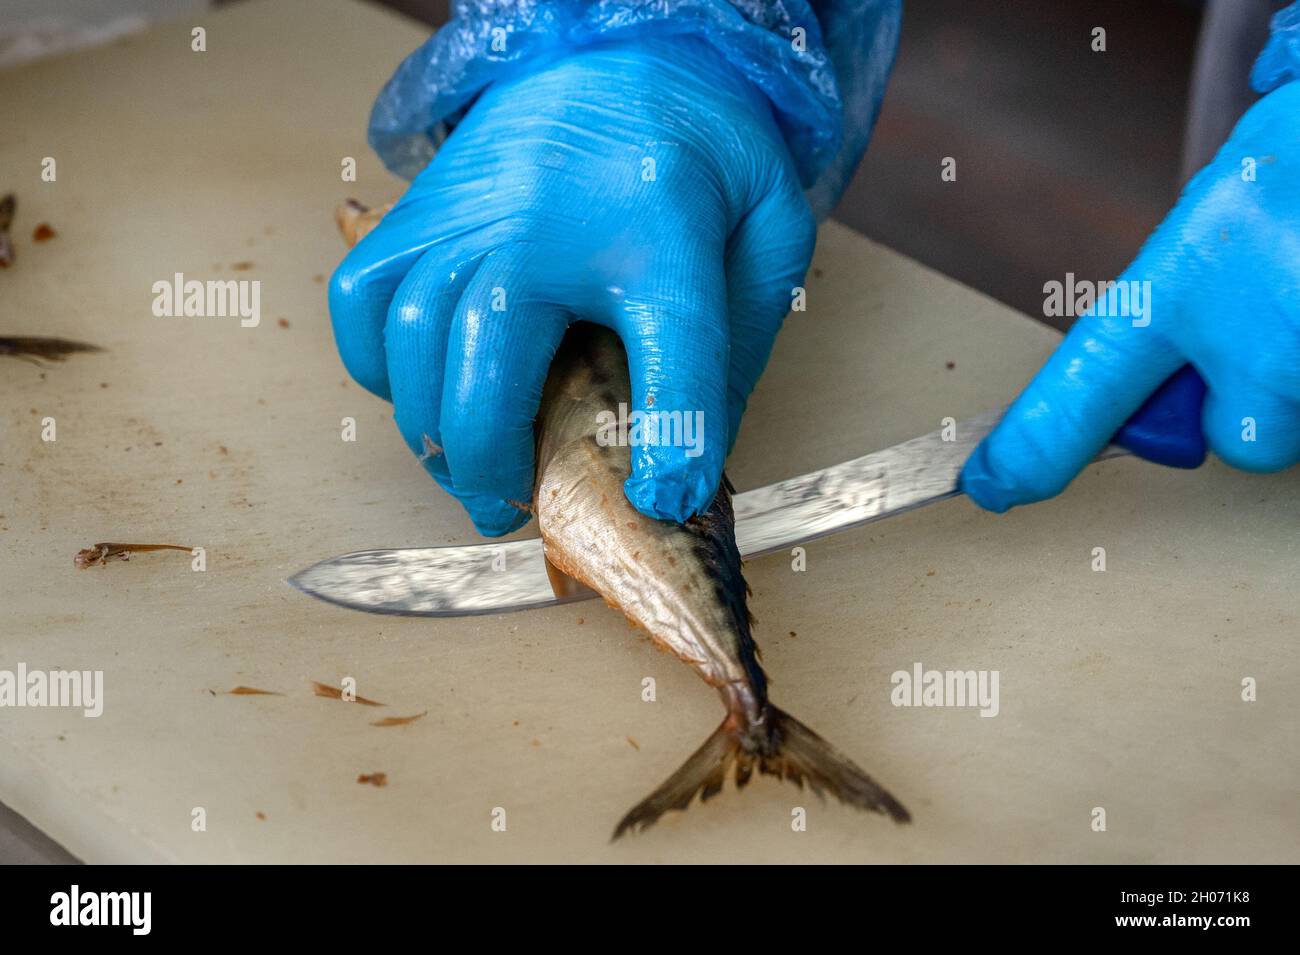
[963,18,1300,511]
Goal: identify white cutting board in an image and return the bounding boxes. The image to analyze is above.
[1,0,1296,863]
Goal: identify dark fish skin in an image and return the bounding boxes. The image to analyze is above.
[336,200,910,837]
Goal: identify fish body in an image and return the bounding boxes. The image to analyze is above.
[534,325,768,720]
[534,323,908,835]
[337,200,909,836]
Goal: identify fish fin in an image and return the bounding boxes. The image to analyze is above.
[755,705,911,824]
[612,717,739,840]
[611,706,909,839]
[543,555,587,601]
[336,198,394,247]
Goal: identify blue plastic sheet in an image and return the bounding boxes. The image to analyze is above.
[368,0,901,219]
[1252,1,1300,92]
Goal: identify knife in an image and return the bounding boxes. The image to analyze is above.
[289,366,1206,617]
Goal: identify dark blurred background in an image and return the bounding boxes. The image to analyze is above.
[369,0,1281,327]
[2,0,1283,325]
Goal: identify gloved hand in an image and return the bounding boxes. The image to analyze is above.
[330,36,816,535]
[961,80,1300,512]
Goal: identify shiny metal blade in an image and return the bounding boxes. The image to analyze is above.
[289,538,592,617]
[290,411,1127,617]
[733,409,1004,556]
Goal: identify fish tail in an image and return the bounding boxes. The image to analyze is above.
[612,705,909,839]
[612,716,738,840]
[756,705,911,824]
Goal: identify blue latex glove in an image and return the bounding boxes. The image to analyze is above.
[332,0,900,536]
[961,21,1300,512]
[331,36,817,534]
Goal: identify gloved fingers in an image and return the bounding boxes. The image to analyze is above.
[1201,378,1300,472]
[329,196,447,400]
[383,247,524,530]
[614,248,730,523]
[723,181,817,449]
[439,248,569,531]
[960,272,1183,513]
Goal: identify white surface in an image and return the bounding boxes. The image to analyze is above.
[0,0,1296,864]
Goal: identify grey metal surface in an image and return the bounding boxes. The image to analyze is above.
[0,800,80,864]
[1181,0,1283,182]
[290,411,1041,617]
[732,409,1002,556]
[290,538,588,617]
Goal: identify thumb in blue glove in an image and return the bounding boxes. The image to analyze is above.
[329,37,815,535]
[961,80,1300,513]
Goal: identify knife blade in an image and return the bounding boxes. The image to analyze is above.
[290,409,1124,617]
[289,355,1211,618]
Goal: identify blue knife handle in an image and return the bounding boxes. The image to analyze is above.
[1112,364,1207,468]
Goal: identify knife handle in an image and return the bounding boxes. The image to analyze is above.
[1112,364,1207,468]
